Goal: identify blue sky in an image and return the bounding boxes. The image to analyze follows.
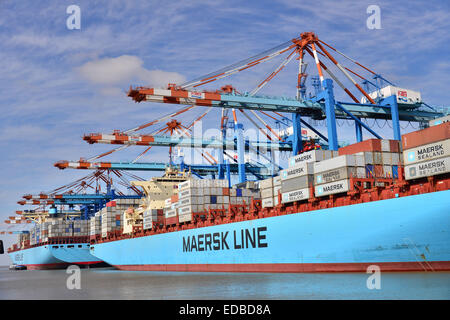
[0,0,449,264]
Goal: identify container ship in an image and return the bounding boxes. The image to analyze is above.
[87,121,450,272]
[3,33,449,273]
[6,198,140,270]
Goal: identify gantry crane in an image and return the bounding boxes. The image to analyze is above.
[5,170,143,227]
[126,32,447,182]
[55,111,295,180]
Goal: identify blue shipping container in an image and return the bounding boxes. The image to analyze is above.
[392,165,399,179]
[365,165,374,178]
[236,189,242,197]
[210,196,217,204]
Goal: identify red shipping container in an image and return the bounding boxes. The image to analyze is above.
[115,214,121,220]
[222,188,230,196]
[106,200,116,207]
[374,165,384,178]
[171,194,178,203]
[389,140,400,153]
[402,122,450,150]
[338,139,382,155]
[165,216,178,225]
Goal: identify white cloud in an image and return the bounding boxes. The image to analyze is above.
[77,55,186,88]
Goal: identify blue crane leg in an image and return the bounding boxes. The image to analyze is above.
[235,123,246,183]
[322,79,339,150]
[292,113,302,155]
[355,118,363,142]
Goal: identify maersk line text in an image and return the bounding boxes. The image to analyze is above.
[182,226,268,252]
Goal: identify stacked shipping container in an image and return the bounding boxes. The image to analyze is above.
[260,176,281,208]
[280,150,336,203]
[402,122,450,180]
[143,208,164,230]
[338,139,402,179]
[313,154,365,197]
[162,179,260,223]
[90,212,101,236]
[100,199,139,238]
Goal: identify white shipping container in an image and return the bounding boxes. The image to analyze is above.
[289,149,333,167]
[361,85,422,105]
[178,205,193,215]
[280,162,314,181]
[273,185,281,196]
[313,155,363,173]
[314,179,350,197]
[403,139,450,165]
[404,156,450,180]
[383,165,393,177]
[261,198,274,208]
[261,188,273,199]
[259,177,273,189]
[314,167,361,185]
[273,196,279,206]
[273,176,281,186]
[179,188,201,198]
[381,140,390,152]
[178,213,192,223]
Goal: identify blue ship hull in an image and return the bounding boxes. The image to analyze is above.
[90,190,450,272]
[49,243,105,266]
[8,243,105,270]
[8,245,69,270]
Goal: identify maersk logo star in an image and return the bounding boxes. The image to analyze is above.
[407,151,415,162]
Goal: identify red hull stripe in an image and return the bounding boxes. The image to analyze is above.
[25,263,70,270]
[114,261,450,273]
[75,260,104,265]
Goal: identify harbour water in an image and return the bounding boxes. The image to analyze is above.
[0,266,449,299]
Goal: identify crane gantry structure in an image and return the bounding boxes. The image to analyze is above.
[4,170,143,230]
[126,32,446,182]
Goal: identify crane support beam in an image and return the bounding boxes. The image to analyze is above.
[128,87,444,122]
[54,161,273,177]
[82,133,292,151]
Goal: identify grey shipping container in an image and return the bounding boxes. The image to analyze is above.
[314,179,350,197]
[281,175,314,192]
[314,166,363,185]
[404,156,450,180]
[281,188,310,203]
[403,139,450,166]
[280,162,314,181]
